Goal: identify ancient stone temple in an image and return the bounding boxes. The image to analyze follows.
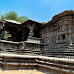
[40,10,74,57]
[0,10,74,58]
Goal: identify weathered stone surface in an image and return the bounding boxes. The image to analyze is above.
[0,53,74,74]
[40,10,74,58]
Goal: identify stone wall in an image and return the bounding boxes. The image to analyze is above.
[40,15,73,45]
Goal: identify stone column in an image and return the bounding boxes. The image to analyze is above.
[29,26,34,37]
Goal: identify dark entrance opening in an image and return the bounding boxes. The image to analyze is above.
[62,34,65,40]
[33,25,40,38]
[22,27,30,41]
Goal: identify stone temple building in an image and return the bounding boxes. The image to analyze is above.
[0,10,74,58]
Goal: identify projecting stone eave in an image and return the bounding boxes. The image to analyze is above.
[3,19,21,25]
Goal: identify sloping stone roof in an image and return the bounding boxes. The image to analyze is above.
[21,19,42,26]
[47,10,74,24]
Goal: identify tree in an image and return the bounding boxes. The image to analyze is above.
[18,16,28,23]
[0,11,28,23]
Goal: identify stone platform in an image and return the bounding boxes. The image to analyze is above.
[0,39,42,55]
[0,53,74,74]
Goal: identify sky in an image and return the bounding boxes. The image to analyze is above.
[0,0,74,23]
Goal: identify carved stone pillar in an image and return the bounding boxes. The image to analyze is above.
[29,31,34,37]
[29,26,34,37]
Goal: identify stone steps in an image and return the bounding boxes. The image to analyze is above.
[0,53,74,74]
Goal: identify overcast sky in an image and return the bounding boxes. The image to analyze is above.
[0,0,74,22]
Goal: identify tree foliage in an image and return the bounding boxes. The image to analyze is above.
[0,11,28,23]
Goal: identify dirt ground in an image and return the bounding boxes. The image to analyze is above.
[0,69,45,74]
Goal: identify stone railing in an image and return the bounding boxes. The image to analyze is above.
[0,53,74,74]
